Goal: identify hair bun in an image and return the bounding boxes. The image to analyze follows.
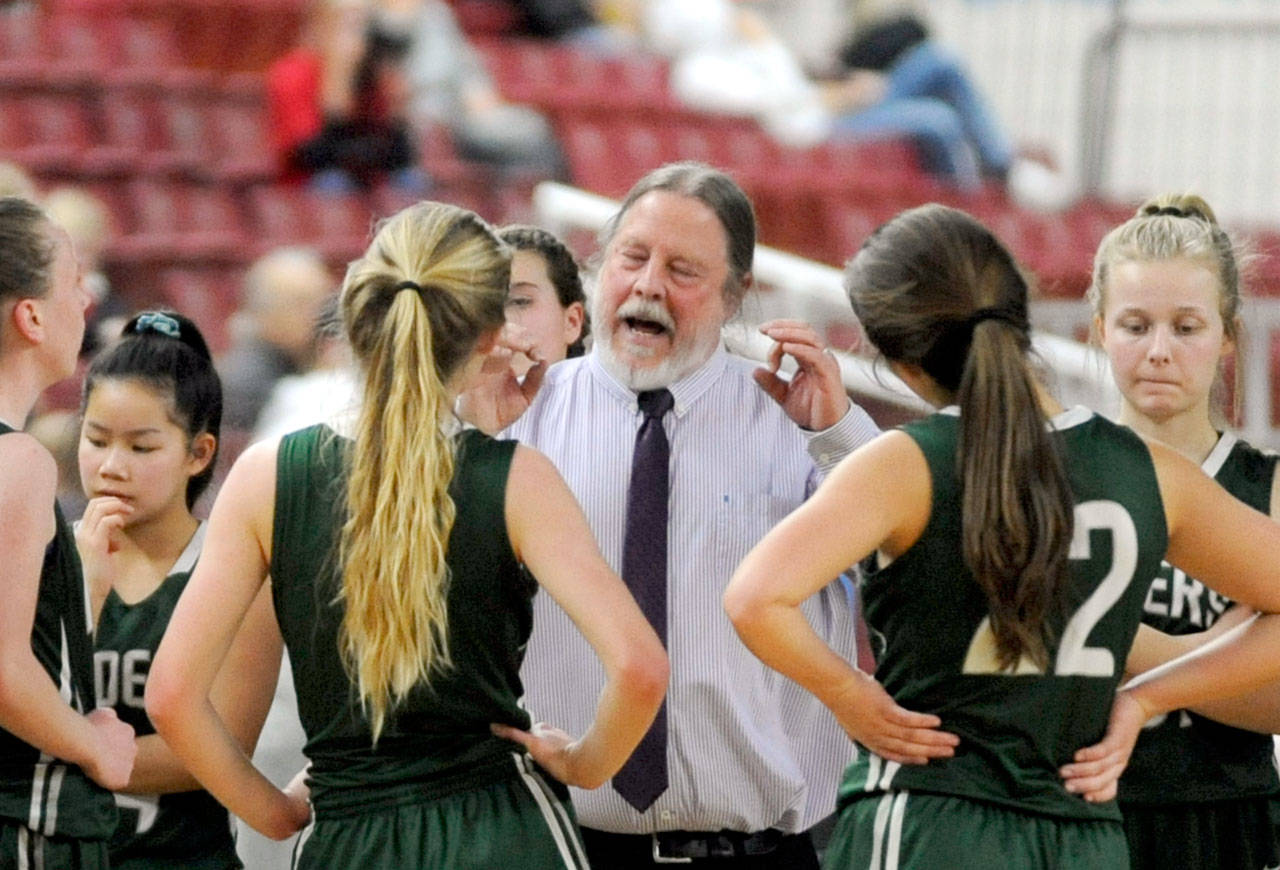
[1136,193,1218,226]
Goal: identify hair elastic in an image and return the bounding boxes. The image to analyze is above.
[393,280,424,297]
[133,311,182,339]
[967,306,1028,332]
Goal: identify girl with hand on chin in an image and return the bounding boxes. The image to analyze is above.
[79,311,278,870]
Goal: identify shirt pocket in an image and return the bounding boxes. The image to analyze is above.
[713,492,797,580]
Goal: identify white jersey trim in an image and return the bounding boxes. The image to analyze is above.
[1201,431,1239,478]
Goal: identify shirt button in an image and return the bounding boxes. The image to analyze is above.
[659,810,675,822]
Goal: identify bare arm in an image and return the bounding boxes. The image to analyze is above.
[1064,444,1280,797]
[1126,441,1280,712]
[1122,463,1280,732]
[125,584,282,794]
[146,441,308,840]
[495,445,668,789]
[724,431,959,764]
[0,435,135,789]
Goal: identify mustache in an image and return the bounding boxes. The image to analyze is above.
[614,299,675,331]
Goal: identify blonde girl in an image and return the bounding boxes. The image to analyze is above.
[1090,195,1280,870]
[145,201,667,868]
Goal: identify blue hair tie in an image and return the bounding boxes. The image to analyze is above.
[133,312,182,339]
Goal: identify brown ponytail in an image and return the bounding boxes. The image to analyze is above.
[845,204,1073,671]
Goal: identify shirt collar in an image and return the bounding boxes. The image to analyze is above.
[588,343,729,418]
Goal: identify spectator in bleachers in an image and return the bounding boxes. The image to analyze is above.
[218,247,334,433]
[43,187,125,357]
[251,295,357,443]
[649,0,1070,206]
[266,0,426,192]
[380,0,567,180]
[508,0,627,47]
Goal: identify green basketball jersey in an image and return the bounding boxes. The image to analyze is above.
[1119,433,1280,806]
[271,425,536,818]
[840,408,1168,823]
[0,423,116,841]
[92,522,241,869]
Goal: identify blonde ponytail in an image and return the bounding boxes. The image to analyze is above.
[337,202,509,740]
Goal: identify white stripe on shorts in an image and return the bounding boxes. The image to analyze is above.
[878,761,901,791]
[864,755,881,792]
[517,755,589,869]
[885,792,908,870]
[867,793,894,870]
[512,754,584,869]
[27,760,48,832]
[866,791,909,870]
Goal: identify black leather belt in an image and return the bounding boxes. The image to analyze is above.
[582,827,791,864]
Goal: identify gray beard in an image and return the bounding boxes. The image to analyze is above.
[594,323,725,391]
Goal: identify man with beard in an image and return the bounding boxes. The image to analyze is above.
[473,162,880,868]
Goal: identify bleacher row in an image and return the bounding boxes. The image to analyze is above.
[5,0,1280,419]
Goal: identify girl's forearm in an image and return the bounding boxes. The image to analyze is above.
[150,696,300,839]
[0,650,101,772]
[571,647,667,788]
[121,734,200,794]
[1126,613,1280,719]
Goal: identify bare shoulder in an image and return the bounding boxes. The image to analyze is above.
[0,431,56,502]
[216,438,282,518]
[506,443,563,499]
[830,428,927,482]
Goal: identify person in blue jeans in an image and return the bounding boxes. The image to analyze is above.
[828,39,1013,191]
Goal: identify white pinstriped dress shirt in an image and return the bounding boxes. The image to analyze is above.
[505,345,881,835]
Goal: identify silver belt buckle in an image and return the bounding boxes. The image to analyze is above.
[652,833,693,864]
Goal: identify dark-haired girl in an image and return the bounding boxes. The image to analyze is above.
[498,225,588,375]
[79,311,278,870]
[725,203,1280,868]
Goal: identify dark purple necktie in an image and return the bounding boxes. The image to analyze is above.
[613,388,674,812]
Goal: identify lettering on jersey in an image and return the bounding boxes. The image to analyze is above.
[1142,563,1229,629]
[94,649,151,709]
[961,500,1138,679]
[1055,501,1138,677]
[115,793,159,834]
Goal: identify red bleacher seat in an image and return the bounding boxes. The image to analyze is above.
[452,0,522,37]
[205,101,277,184]
[159,267,240,353]
[246,184,374,263]
[0,94,96,174]
[113,180,247,263]
[0,11,94,89]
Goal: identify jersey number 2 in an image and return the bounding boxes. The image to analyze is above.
[962,500,1138,677]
